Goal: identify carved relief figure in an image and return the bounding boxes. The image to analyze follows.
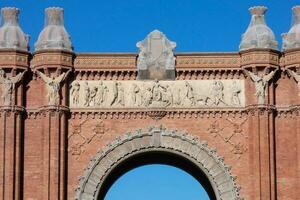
[173,88,182,106]
[96,81,108,106]
[163,85,173,107]
[184,81,195,106]
[83,82,90,107]
[69,80,245,108]
[37,71,69,105]
[142,85,153,107]
[117,82,125,106]
[210,81,225,106]
[0,69,25,106]
[231,81,241,106]
[70,82,80,106]
[110,81,118,106]
[287,68,300,95]
[246,69,277,104]
[152,80,165,103]
[131,83,141,106]
[89,87,97,106]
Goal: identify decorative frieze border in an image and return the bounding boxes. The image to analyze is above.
[22,105,300,119]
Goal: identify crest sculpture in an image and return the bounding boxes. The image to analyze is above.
[136,30,176,80]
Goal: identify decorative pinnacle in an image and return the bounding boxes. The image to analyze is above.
[1,7,20,25]
[292,6,300,16]
[249,6,267,15]
[45,7,64,26]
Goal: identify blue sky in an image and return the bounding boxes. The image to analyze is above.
[1,0,299,52]
[1,0,299,199]
[104,164,210,200]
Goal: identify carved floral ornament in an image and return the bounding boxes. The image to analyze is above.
[68,119,109,160]
[74,126,242,200]
[207,118,248,159]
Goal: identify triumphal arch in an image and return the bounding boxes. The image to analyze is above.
[0,5,300,200]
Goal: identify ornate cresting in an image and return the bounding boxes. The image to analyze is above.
[74,126,242,200]
[136,30,176,80]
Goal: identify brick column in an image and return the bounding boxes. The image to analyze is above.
[280,49,300,199]
[32,50,73,200]
[240,49,280,200]
[0,50,29,200]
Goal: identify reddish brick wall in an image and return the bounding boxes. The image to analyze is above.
[0,49,299,200]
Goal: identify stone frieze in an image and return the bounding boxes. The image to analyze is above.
[69,80,245,108]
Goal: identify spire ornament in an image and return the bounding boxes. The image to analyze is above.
[35,7,73,51]
[240,6,278,51]
[0,7,29,51]
[282,6,300,50]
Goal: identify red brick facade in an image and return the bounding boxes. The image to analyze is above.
[0,48,299,200]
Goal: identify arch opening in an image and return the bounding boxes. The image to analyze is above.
[100,150,216,200]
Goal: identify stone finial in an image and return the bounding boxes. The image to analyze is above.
[0,7,29,51]
[136,30,176,80]
[249,6,267,16]
[239,6,278,51]
[35,7,73,51]
[282,6,300,50]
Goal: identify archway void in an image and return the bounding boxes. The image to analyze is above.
[98,150,216,200]
[104,164,210,200]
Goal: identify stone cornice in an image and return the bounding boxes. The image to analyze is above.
[0,50,30,68]
[23,105,300,119]
[31,50,74,70]
[240,49,280,67]
[281,49,300,67]
[26,105,70,118]
[68,105,283,119]
[0,105,26,116]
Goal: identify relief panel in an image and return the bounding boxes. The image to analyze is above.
[69,80,245,108]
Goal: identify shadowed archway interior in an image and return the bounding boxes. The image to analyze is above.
[98,151,216,200]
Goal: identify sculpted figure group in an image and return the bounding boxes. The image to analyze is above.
[0,69,25,106]
[245,69,277,104]
[287,68,300,96]
[38,71,70,105]
[70,80,243,108]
